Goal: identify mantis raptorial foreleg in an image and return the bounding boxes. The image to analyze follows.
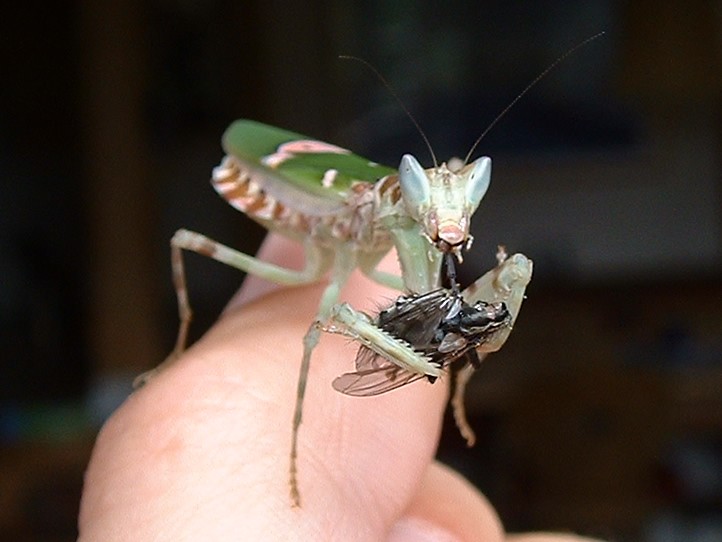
[326,303,442,378]
[451,248,532,444]
[323,248,533,447]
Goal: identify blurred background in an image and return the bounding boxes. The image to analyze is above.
[1,1,721,540]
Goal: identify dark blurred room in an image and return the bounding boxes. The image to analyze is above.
[1,1,721,540]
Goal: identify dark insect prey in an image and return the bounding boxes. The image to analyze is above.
[332,288,510,396]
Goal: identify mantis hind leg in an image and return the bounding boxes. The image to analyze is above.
[134,229,331,388]
[289,322,322,507]
[450,362,478,447]
[289,253,355,507]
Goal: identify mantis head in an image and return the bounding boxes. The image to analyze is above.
[398,154,491,259]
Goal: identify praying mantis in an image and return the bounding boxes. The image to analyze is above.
[138,33,604,503]
[155,119,518,506]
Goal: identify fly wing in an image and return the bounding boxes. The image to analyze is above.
[332,369,426,396]
[332,346,428,396]
[379,289,457,348]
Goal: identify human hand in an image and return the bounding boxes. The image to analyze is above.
[78,234,603,541]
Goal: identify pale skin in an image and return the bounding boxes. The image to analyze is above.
[78,235,604,542]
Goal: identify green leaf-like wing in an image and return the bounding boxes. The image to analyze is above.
[222,120,396,206]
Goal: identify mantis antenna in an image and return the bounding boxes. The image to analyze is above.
[339,54,439,169]
[341,32,604,168]
[463,31,606,165]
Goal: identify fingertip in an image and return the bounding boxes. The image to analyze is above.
[391,462,504,542]
[506,535,609,542]
[389,517,463,542]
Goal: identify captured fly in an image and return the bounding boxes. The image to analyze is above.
[325,248,532,445]
[331,289,510,396]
